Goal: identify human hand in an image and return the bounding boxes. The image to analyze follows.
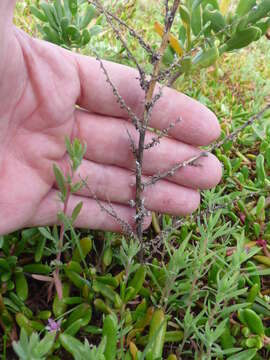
[0,1,222,235]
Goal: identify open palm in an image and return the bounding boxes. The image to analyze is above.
[0,3,222,235]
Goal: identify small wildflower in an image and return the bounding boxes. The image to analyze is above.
[46,318,62,333]
[245,246,250,254]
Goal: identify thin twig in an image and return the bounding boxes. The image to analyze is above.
[143,152,208,188]
[143,104,270,188]
[87,0,157,60]
[209,104,270,151]
[146,189,264,262]
[144,117,181,150]
[80,176,136,238]
[126,127,137,156]
[90,0,147,88]
[93,50,141,130]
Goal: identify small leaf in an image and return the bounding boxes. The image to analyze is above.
[35,236,46,262]
[30,5,47,22]
[71,181,83,193]
[65,137,73,156]
[42,25,61,45]
[71,201,83,223]
[34,332,56,357]
[68,0,78,16]
[59,334,85,359]
[66,25,81,42]
[53,164,67,200]
[227,349,257,360]
[192,0,204,11]
[38,227,56,242]
[53,0,64,21]
[80,5,96,29]
[211,318,228,343]
[15,273,28,302]
[40,3,59,31]
[89,25,103,37]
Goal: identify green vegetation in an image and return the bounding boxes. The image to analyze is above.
[1,0,270,359]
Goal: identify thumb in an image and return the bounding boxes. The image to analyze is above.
[0,0,17,25]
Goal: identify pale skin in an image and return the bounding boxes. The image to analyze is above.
[0,1,222,236]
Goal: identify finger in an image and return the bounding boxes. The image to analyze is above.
[26,190,151,233]
[57,158,200,216]
[72,53,220,146]
[74,109,222,190]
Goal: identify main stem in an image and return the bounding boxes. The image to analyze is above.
[50,169,73,300]
[135,0,180,257]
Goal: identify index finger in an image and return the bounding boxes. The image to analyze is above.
[73,53,220,146]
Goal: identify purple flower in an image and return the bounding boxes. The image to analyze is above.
[46,318,62,332]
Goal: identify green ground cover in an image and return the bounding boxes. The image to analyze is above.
[1,0,270,359]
